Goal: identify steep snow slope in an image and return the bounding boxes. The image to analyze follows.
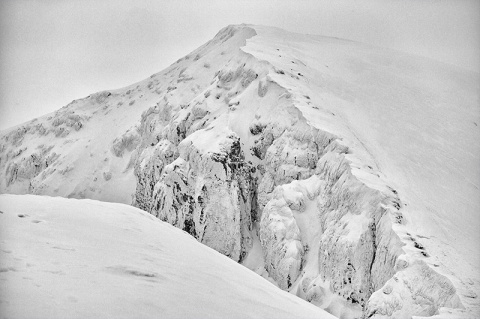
[0,87,151,203]
[0,24,478,318]
[0,194,335,319]
[240,26,480,318]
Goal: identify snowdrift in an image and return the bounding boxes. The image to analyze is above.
[0,194,335,319]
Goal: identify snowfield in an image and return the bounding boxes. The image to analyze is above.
[0,194,335,319]
[0,24,479,318]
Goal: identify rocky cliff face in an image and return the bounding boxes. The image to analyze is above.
[1,24,478,318]
[142,132,254,262]
[129,25,469,318]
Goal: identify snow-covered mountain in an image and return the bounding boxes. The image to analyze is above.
[0,24,479,318]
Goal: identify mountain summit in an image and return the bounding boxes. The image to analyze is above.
[1,24,479,318]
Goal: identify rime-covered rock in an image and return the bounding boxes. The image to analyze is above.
[111,128,141,157]
[142,131,254,262]
[134,139,178,212]
[366,260,463,318]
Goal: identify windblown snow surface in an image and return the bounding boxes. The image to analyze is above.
[0,194,335,319]
[0,25,479,318]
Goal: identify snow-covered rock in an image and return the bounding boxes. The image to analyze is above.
[139,131,254,262]
[0,24,478,318]
[366,260,462,318]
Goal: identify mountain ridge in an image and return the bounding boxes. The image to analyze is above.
[0,24,478,318]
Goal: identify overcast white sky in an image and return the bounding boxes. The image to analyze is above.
[1,0,479,130]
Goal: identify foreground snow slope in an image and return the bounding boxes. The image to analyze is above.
[1,24,478,318]
[0,194,335,319]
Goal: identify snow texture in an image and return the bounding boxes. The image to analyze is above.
[0,194,335,319]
